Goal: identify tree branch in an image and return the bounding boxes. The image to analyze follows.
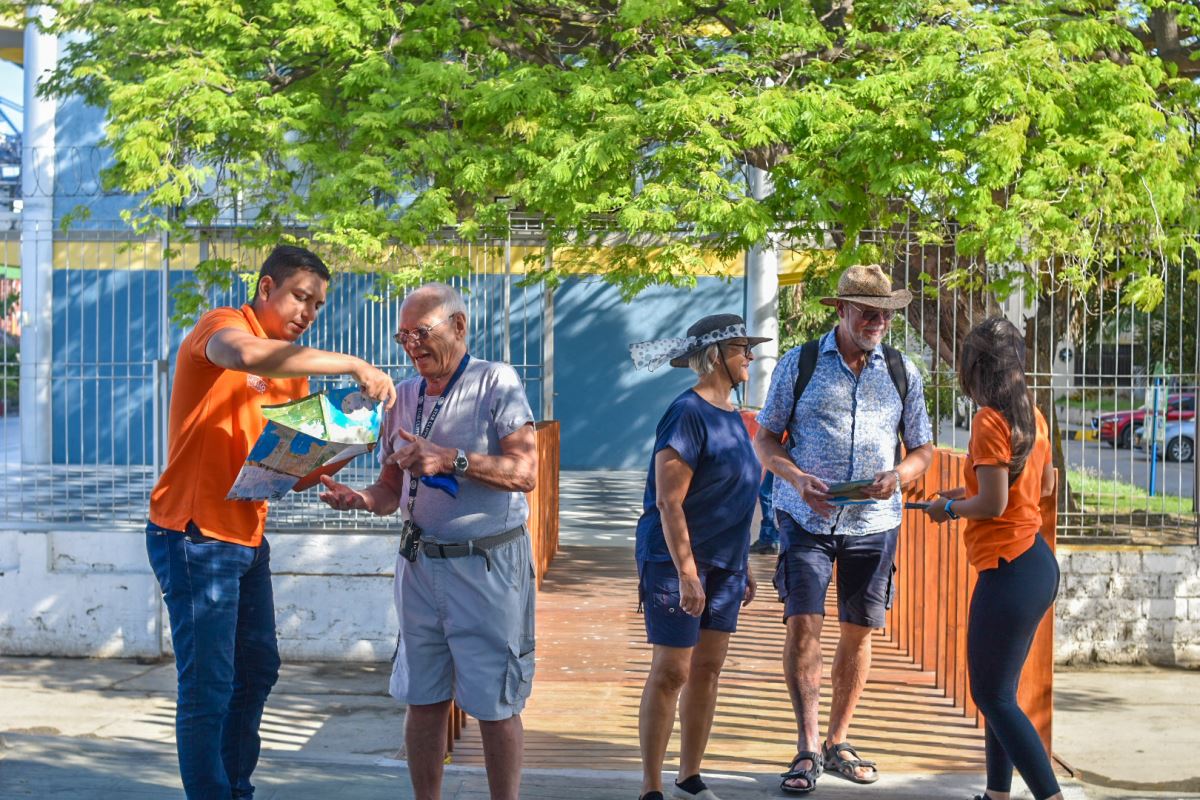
[819,0,854,32]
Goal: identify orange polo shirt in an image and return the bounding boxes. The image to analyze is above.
[149,305,309,546]
[963,406,1051,571]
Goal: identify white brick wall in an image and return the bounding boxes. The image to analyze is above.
[0,528,398,660]
[1056,545,1200,667]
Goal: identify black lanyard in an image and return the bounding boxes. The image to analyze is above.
[405,353,471,516]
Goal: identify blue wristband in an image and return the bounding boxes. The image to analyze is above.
[944,498,960,520]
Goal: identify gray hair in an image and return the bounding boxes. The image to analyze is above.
[404,282,467,319]
[688,343,722,376]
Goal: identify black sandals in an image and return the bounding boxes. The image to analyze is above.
[780,751,822,794]
[822,740,880,784]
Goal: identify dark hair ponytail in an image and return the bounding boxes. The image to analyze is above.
[957,317,1036,483]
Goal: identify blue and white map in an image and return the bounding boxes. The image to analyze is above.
[227,386,382,501]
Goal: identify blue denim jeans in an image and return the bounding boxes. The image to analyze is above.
[755,471,779,545]
[147,522,281,800]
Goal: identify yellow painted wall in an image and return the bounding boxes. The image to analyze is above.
[0,238,18,270]
[1,19,23,65]
[14,237,828,283]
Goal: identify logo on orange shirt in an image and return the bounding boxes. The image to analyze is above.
[246,374,268,394]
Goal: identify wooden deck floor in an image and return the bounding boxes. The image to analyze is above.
[438,544,984,774]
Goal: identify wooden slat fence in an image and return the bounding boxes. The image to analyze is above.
[527,421,561,589]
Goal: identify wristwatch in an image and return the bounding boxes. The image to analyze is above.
[944,498,960,520]
[453,448,469,476]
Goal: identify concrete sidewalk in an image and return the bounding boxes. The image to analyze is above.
[1052,665,1200,799]
[0,655,1196,799]
[0,732,1077,800]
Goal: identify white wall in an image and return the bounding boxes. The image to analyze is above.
[4,529,1197,666]
[1055,545,1200,667]
[0,529,398,660]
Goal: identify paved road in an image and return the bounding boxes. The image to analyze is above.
[936,421,1196,501]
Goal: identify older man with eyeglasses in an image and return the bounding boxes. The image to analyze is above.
[318,282,538,800]
[752,265,934,795]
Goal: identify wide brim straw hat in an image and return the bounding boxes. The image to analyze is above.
[820,264,913,310]
[628,313,771,372]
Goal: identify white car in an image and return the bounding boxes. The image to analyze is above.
[1134,419,1196,462]
[1162,419,1195,463]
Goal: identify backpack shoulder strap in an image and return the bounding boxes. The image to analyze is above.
[882,344,908,405]
[882,343,909,460]
[784,339,821,435]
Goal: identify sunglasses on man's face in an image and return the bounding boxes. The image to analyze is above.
[848,304,896,324]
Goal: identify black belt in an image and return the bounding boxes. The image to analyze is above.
[420,525,525,571]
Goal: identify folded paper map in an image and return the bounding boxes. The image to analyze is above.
[825,479,874,501]
[227,386,382,501]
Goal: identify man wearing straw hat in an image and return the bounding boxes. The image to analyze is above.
[753,265,934,794]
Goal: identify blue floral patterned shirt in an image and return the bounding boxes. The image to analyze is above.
[756,328,933,539]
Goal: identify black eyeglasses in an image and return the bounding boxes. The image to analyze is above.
[394,317,450,345]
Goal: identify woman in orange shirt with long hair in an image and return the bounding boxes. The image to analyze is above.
[926,317,1063,800]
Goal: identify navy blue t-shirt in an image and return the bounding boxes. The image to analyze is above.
[635,389,761,572]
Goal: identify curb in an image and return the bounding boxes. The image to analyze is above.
[1062,429,1100,441]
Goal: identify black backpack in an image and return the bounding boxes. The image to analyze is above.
[784,339,909,464]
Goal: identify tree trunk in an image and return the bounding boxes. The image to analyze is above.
[1024,281,1080,514]
[879,239,1080,513]
[887,240,997,368]
[884,241,997,444]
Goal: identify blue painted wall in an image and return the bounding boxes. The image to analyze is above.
[52,268,160,464]
[53,95,140,226]
[48,266,745,468]
[553,276,744,470]
[50,269,544,465]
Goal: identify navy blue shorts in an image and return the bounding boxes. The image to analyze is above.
[638,559,747,648]
[773,513,898,628]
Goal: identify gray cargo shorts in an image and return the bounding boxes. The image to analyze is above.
[399,530,536,720]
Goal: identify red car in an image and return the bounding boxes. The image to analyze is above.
[1092,392,1196,448]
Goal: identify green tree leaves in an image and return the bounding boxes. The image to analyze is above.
[22,0,1200,310]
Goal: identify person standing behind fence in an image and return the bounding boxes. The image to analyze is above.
[628,313,769,800]
[317,282,538,800]
[925,317,1063,800]
[750,471,781,554]
[753,265,934,794]
[146,245,396,800]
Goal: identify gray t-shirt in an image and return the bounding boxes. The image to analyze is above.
[378,357,535,542]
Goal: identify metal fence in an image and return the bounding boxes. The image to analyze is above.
[2,218,1197,543]
[0,219,549,531]
[872,230,1200,544]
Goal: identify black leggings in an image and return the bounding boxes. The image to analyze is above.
[967,535,1061,800]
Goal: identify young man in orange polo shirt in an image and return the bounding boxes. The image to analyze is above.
[146,245,395,800]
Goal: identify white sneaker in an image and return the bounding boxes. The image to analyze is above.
[671,783,720,800]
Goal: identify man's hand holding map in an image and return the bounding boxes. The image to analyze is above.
[227,386,383,501]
